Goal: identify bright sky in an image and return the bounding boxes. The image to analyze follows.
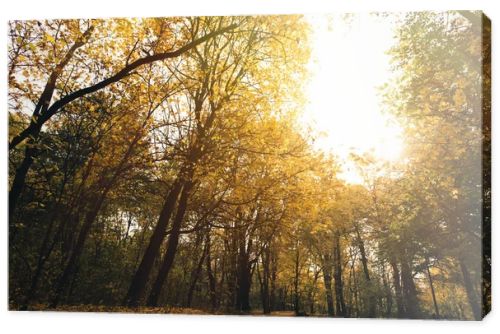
[304,13,403,183]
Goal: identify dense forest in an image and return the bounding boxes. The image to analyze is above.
[8,12,490,320]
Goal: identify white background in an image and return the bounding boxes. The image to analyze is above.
[0,0,498,333]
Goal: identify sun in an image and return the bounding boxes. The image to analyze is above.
[303,13,404,183]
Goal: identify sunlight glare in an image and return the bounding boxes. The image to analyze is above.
[304,14,404,184]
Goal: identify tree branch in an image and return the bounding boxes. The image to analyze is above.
[9,23,238,150]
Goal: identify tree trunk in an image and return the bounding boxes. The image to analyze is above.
[424,256,440,319]
[236,227,252,312]
[293,242,300,315]
[389,259,405,318]
[354,224,376,317]
[333,232,346,317]
[400,259,420,318]
[269,249,277,312]
[147,180,194,307]
[381,263,393,317]
[124,177,184,307]
[349,254,360,317]
[322,259,335,316]
[206,233,217,311]
[309,270,319,315]
[460,259,481,320]
[186,234,208,308]
[236,263,252,312]
[9,143,38,220]
[260,245,271,314]
[225,229,238,309]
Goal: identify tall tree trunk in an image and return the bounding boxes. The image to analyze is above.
[147,180,194,307]
[425,257,440,319]
[400,259,420,318]
[309,269,319,315]
[390,259,405,318]
[9,143,38,219]
[354,224,376,317]
[322,258,335,317]
[236,227,252,312]
[269,249,277,312]
[206,233,217,311]
[381,263,393,317]
[236,262,252,312]
[226,229,238,309]
[186,234,208,308]
[259,245,271,314]
[460,259,481,320]
[333,231,346,317]
[124,177,184,307]
[293,242,300,315]
[349,253,360,317]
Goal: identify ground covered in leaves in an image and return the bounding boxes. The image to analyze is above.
[14,304,298,317]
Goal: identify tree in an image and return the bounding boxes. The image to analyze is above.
[8,18,238,217]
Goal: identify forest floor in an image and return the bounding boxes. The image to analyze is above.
[17,304,208,314]
[17,304,299,317]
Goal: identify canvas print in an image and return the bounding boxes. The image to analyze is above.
[8,11,490,320]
